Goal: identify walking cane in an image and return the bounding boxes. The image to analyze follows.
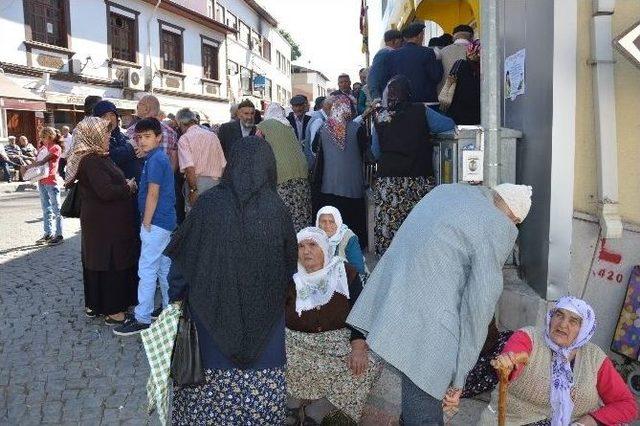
[493,352,529,426]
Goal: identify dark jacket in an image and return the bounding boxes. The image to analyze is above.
[165,137,297,367]
[217,120,256,156]
[286,112,311,141]
[285,264,365,341]
[368,47,393,99]
[447,60,481,125]
[388,42,443,103]
[108,127,141,182]
[78,154,138,271]
[376,103,433,178]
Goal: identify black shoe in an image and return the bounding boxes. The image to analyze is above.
[104,316,125,326]
[85,308,99,318]
[35,235,52,245]
[113,315,150,336]
[47,235,64,246]
[151,307,163,320]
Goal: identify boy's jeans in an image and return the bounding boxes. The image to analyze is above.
[38,183,63,237]
[134,224,172,324]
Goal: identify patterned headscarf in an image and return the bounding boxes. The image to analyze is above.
[467,39,481,60]
[64,116,111,186]
[543,296,597,426]
[292,227,348,316]
[315,205,351,256]
[326,95,353,150]
[264,102,291,127]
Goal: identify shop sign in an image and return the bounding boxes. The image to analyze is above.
[614,19,640,70]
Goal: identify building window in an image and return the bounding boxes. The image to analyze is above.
[227,60,239,75]
[225,12,238,39]
[159,22,184,72]
[240,67,252,93]
[250,31,261,55]
[262,39,271,61]
[202,38,220,80]
[239,21,250,46]
[264,77,272,100]
[206,0,214,18]
[109,12,136,63]
[23,0,70,47]
[214,3,225,22]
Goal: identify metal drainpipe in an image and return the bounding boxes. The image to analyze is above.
[590,0,622,238]
[481,0,501,187]
[146,0,162,92]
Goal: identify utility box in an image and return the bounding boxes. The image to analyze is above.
[433,127,522,185]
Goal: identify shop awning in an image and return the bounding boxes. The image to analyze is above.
[0,73,46,111]
[392,0,479,34]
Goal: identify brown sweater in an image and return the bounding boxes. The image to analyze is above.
[285,264,364,341]
[78,154,138,271]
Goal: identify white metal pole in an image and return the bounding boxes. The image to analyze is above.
[481,0,501,187]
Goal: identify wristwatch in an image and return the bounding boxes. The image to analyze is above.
[189,187,198,194]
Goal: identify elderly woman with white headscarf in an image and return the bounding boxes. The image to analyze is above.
[477,296,637,426]
[285,227,380,424]
[257,102,311,232]
[316,205,366,276]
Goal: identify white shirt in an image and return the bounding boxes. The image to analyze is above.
[61,134,74,158]
[294,115,304,142]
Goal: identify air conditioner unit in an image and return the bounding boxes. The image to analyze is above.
[117,67,145,91]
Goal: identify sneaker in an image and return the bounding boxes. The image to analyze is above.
[104,316,125,326]
[113,315,149,336]
[85,308,99,318]
[47,235,64,246]
[150,307,163,320]
[35,235,52,245]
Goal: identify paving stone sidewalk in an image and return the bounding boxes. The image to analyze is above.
[0,189,487,425]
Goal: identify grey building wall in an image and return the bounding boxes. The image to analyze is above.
[500,0,555,297]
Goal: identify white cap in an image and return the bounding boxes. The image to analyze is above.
[493,183,533,222]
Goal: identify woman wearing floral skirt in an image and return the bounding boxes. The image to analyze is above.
[166,137,297,425]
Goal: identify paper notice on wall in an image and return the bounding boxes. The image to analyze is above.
[504,49,525,101]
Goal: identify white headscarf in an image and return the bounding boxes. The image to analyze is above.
[315,205,350,256]
[293,227,349,316]
[493,183,533,222]
[264,102,291,127]
[543,296,597,426]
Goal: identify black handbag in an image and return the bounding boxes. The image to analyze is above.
[61,182,81,218]
[170,301,204,386]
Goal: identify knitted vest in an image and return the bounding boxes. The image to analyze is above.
[336,229,356,258]
[478,326,606,426]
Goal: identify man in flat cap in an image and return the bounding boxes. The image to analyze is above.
[287,95,311,144]
[387,22,443,105]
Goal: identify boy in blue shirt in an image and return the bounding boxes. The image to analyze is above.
[114,117,176,336]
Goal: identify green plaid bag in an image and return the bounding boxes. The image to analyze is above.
[141,302,181,426]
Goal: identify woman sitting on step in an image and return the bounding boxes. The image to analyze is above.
[476,296,637,426]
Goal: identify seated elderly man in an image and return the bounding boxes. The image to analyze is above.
[348,182,533,424]
[285,227,380,425]
[479,296,637,426]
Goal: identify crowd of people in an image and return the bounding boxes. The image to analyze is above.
[4,20,638,426]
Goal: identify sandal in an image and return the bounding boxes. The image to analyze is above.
[85,308,99,318]
[104,315,125,326]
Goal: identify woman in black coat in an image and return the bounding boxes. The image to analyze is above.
[64,117,138,325]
